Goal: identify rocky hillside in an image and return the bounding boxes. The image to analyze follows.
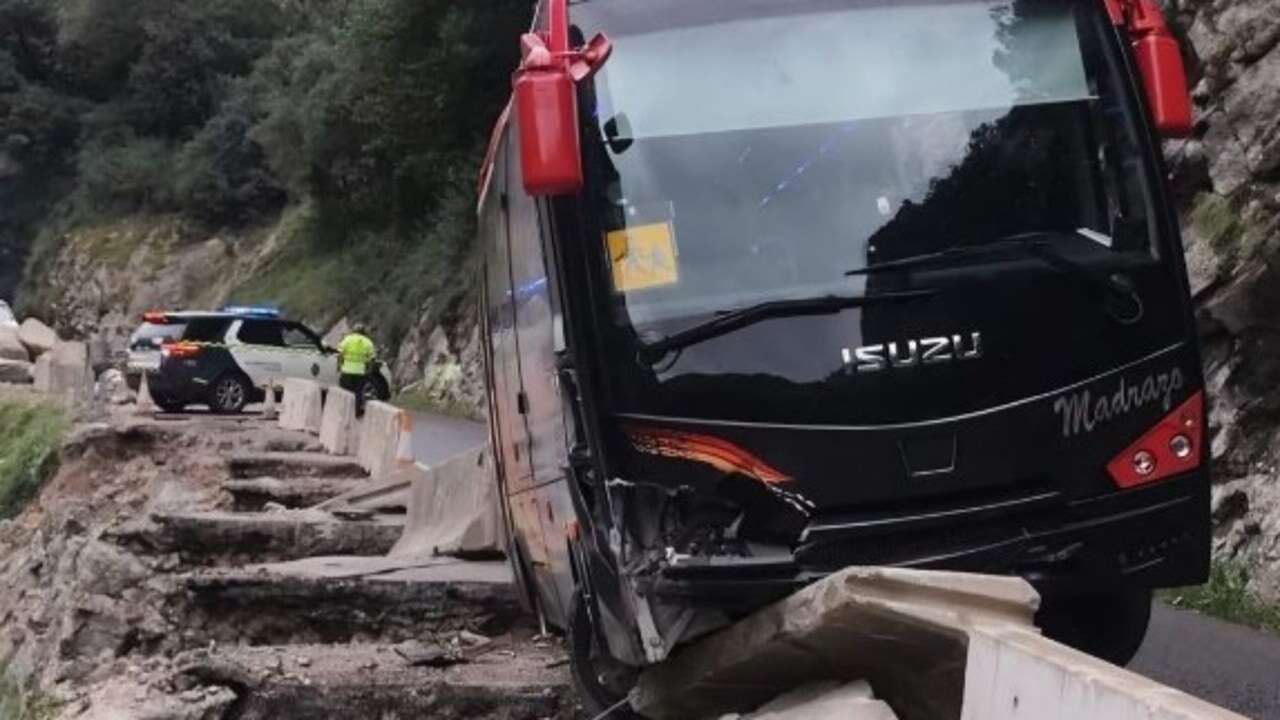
[0,0,524,414]
[1169,0,1280,601]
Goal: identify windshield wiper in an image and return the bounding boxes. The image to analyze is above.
[636,288,939,366]
[845,230,1143,323]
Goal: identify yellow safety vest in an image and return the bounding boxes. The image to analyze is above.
[338,333,376,375]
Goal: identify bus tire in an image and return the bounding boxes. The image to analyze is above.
[568,594,642,719]
[1036,588,1152,666]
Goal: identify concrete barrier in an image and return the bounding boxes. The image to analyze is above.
[390,444,505,559]
[357,401,405,480]
[319,387,358,455]
[279,378,323,434]
[32,340,92,403]
[632,567,1246,720]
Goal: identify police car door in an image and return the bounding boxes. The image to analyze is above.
[231,320,296,387]
[283,323,337,386]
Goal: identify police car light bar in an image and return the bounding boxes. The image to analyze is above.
[222,305,281,318]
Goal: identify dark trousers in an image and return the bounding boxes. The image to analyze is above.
[339,373,368,417]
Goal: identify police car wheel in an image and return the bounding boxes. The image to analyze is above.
[210,374,250,414]
[568,593,641,718]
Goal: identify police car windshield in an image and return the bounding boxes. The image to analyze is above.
[576,0,1157,327]
[182,318,233,343]
[131,323,186,345]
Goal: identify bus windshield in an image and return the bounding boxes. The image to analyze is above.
[577,0,1158,327]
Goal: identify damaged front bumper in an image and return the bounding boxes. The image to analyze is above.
[646,473,1209,610]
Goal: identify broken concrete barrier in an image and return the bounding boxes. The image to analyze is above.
[32,340,92,402]
[279,378,323,434]
[0,358,33,384]
[743,681,899,720]
[632,567,1246,720]
[0,324,28,362]
[357,401,405,480]
[17,318,57,358]
[320,387,358,455]
[391,444,504,559]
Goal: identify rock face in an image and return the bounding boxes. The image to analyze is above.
[0,324,28,362]
[1169,0,1280,601]
[17,317,57,358]
[394,311,484,417]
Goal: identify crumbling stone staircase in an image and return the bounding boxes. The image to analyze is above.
[80,414,574,720]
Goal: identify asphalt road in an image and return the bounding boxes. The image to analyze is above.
[1132,603,1280,719]
[408,410,486,467]
[402,411,1280,717]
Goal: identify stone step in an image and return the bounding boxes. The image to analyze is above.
[224,477,370,511]
[117,510,404,565]
[103,636,574,720]
[177,557,523,646]
[228,452,368,480]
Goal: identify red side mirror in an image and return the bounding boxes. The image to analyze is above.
[514,51,582,196]
[1107,0,1193,138]
[1133,33,1193,137]
[512,30,612,197]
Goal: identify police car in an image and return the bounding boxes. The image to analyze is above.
[144,307,392,414]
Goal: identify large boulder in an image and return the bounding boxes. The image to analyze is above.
[0,358,32,384]
[17,317,57,358]
[0,324,28,362]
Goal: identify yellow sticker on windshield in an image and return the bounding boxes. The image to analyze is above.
[607,222,679,292]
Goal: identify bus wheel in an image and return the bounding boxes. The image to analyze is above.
[1036,588,1152,666]
[568,594,641,718]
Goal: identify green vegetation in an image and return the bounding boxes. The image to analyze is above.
[393,384,484,422]
[0,665,59,720]
[1164,560,1280,635]
[3,0,527,352]
[0,398,67,520]
[1188,192,1243,266]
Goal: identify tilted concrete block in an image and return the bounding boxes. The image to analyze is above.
[633,567,1245,720]
[319,387,358,455]
[279,378,323,433]
[357,401,405,480]
[746,681,898,720]
[390,445,504,559]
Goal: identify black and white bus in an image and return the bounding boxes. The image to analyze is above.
[477,0,1205,711]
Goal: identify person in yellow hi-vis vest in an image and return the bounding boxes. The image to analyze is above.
[337,323,377,417]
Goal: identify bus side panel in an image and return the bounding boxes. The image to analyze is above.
[482,133,553,617]
[507,115,576,627]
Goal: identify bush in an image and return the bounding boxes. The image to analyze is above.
[74,133,175,214]
[0,398,66,520]
[174,94,286,225]
[1165,560,1280,635]
[0,664,58,720]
